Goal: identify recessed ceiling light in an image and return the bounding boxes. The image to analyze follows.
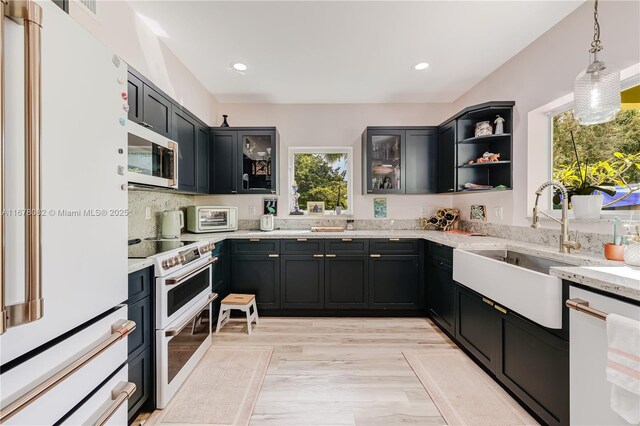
[414,62,430,71]
[232,62,248,72]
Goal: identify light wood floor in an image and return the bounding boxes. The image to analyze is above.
[213,316,456,425]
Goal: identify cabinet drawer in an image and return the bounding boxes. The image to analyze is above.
[0,307,129,425]
[325,239,369,255]
[427,242,453,265]
[127,346,153,421]
[61,365,129,425]
[128,266,153,304]
[127,297,152,358]
[231,239,280,255]
[370,238,419,255]
[281,239,324,255]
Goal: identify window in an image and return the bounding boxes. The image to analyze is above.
[551,84,640,211]
[288,148,352,215]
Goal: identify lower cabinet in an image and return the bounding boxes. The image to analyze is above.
[127,267,154,422]
[497,310,569,426]
[426,258,456,335]
[369,255,420,309]
[325,255,369,309]
[281,255,324,309]
[455,285,500,371]
[127,346,153,421]
[231,255,281,310]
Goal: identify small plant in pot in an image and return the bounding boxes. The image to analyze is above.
[553,132,640,218]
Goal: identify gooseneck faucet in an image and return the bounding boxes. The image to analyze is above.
[531,181,581,253]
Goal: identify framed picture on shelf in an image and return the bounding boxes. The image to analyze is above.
[373,198,387,218]
[307,202,325,215]
[263,197,278,215]
[470,205,487,221]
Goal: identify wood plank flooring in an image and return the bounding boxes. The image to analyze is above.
[213,317,456,425]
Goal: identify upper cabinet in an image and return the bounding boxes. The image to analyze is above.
[127,67,210,194]
[210,128,279,195]
[362,127,436,195]
[439,101,514,193]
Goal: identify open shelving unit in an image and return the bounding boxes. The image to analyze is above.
[453,102,514,192]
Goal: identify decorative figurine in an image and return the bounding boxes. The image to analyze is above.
[290,181,303,215]
[473,152,501,163]
[220,114,230,127]
[494,115,505,134]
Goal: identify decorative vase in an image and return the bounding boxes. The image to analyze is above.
[220,115,230,127]
[571,194,603,219]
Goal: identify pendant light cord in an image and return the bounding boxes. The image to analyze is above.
[590,0,603,54]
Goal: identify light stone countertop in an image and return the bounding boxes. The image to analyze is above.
[128,229,636,301]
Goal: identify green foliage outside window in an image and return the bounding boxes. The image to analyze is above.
[293,153,348,212]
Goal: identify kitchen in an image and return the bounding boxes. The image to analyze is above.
[1,1,639,425]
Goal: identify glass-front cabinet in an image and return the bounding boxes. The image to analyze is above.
[238,130,276,193]
[363,128,405,194]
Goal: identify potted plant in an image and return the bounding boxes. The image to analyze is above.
[554,133,640,218]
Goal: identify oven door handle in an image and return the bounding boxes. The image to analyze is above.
[165,257,218,286]
[165,292,218,337]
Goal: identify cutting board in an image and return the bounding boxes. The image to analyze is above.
[311,227,345,232]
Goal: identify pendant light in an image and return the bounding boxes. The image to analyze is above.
[574,0,620,125]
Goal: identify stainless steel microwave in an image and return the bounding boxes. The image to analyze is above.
[187,206,238,233]
[127,120,179,189]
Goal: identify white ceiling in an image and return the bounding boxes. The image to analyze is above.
[127,1,583,104]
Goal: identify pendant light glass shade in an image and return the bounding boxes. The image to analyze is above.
[574,57,621,125]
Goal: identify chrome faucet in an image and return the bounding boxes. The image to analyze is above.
[531,181,581,253]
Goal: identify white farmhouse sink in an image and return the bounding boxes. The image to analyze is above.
[453,249,571,329]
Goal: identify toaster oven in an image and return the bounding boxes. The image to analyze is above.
[186,206,238,233]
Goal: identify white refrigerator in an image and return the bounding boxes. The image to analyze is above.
[1,1,132,424]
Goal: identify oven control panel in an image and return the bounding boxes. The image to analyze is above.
[156,241,215,274]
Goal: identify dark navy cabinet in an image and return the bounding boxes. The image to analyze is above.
[325,255,369,309]
[231,253,281,310]
[426,256,456,336]
[127,266,154,422]
[127,67,210,194]
[437,121,456,193]
[210,128,278,195]
[281,255,324,309]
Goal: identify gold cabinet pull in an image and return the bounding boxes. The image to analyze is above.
[91,381,137,426]
[249,238,260,242]
[389,238,400,241]
[0,319,136,423]
[1,0,44,334]
[341,238,352,242]
[325,254,336,258]
[482,297,494,306]
[297,238,308,242]
[268,254,279,258]
[370,254,381,258]
[313,254,324,258]
[494,305,507,314]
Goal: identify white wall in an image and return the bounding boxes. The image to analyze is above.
[449,0,640,232]
[69,0,219,124]
[198,103,456,220]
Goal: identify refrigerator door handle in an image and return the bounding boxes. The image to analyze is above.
[90,381,136,426]
[1,0,43,334]
[0,320,136,423]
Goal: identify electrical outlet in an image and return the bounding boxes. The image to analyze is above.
[249,205,256,215]
[420,207,429,217]
[493,207,503,220]
[145,207,151,220]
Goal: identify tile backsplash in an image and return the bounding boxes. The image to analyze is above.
[128,191,196,240]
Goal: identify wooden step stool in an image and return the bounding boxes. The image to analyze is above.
[215,293,259,335]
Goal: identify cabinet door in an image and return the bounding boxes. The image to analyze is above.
[173,109,198,193]
[231,255,280,310]
[210,130,238,194]
[364,129,405,194]
[437,121,456,193]
[196,126,210,194]
[369,255,419,309]
[237,129,277,194]
[325,255,368,309]
[497,310,569,426]
[142,84,172,138]
[128,346,153,421]
[128,266,152,305]
[405,128,437,194]
[455,285,500,371]
[127,296,152,359]
[426,259,456,335]
[127,72,143,124]
[281,255,324,309]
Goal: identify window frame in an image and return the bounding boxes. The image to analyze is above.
[537,68,640,220]
[288,147,354,216]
